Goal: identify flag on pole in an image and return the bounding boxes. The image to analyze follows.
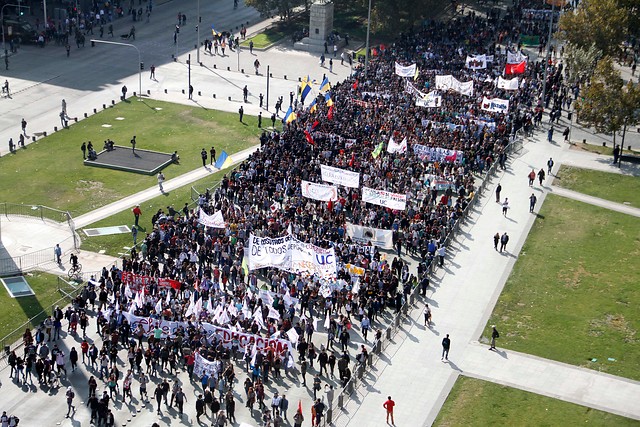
[319,76,331,93]
[154,298,162,314]
[327,105,334,120]
[308,98,317,113]
[324,92,334,107]
[372,141,384,158]
[284,106,297,124]
[414,67,420,81]
[301,75,313,103]
[211,25,220,37]
[215,150,230,169]
[505,61,526,75]
[304,130,315,145]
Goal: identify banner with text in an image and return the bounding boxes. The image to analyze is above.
[198,209,226,228]
[300,180,338,201]
[481,97,510,113]
[361,187,407,210]
[395,62,417,77]
[413,145,464,163]
[345,223,394,249]
[247,234,337,279]
[320,164,360,188]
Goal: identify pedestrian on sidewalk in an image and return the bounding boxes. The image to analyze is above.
[21,118,27,136]
[243,85,248,102]
[65,387,76,417]
[528,169,535,186]
[529,193,537,213]
[210,146,216,164]
[495,183,502,202]
[502,198,509,216]
[383,396,395,425]
[489,325,499,350]
[189,85,194,100]
[547,157,554,174]
[157,172,165,192]
[538,168,545,185]
[258,112,262,128]
[423,304,431,327]
[441,335,450,361]
[437,245,445,267]
[493,232,500,250]
[547,126,554,142]
[131,135,137,154]
[54,244,62,264]
[499,232,509,253]
[150,64,155,79]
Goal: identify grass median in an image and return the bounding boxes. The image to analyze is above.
[482,194,640,381]
[0,99,259,216]
[0,271,67,343]
[554,165,640,207]
[434,376,639,426]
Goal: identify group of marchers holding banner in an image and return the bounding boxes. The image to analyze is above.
[70,4,562,425]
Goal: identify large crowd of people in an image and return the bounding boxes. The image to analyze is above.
[6,1,577,425]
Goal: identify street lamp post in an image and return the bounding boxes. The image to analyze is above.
[364,0,372,78]
[196,0,200,63]
[90,39,142,98]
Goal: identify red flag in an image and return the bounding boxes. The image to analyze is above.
[298,400,302,415]
[349,152,355,167]
[304,130,315,146]
[352,79,359,90]
[444,152,457,162]
[312,120,320,130]
[372,48,378,57]
[327,105,334,120]
[505,61,526,75]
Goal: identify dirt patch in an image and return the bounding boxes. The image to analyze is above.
[76,180,120,209]
[589,314,637,342]
[177,110,222,132]
[557,263,594,289]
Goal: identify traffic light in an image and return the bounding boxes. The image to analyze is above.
[140,62,144,70]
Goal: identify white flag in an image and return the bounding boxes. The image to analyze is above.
[154,298,162,314]
[496,76,519,90]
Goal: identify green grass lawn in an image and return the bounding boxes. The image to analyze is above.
[554,166,640,207]
[241,28,287,48]
[482,195,640,381]
[0,271,68,344]
[79,167,231,256]
[434,376,639,426]
[0,99,260,216]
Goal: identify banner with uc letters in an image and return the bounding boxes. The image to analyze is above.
[247,233,337,279]
[361,187,407,210]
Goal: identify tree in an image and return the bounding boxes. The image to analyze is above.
[564,43,601,85]
[244,0,302,20]
[576,57,640,149]
[557,0,628,57]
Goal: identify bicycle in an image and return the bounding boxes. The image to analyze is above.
[68,263,83,281]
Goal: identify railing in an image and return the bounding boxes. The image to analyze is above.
[331,133,524,424]
[0,274,91,361]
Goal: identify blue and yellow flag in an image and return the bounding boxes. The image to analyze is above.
[211,25,220,37]
[324,92,334,107]
[284,106,297,124]
[215,150,230,169]
[319,76,331,93]
[308,98,317,113]
[301,75,313,103]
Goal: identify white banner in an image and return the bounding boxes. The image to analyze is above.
[247,234,337,279]
[345,223,394,249]
[435,75,474,96]
[198,209,226,228]
[481,97,510,113]
[387,136,407,154]
[507,51,528,64]
[362,187,407,210]
[395,62,417,77]
[320,164,360,188]
[496,76,519,90]
[415,92,442,108]
[300,180,338,201]
[465,54,487,70]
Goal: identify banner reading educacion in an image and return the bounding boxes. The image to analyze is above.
[247,233,337,279]
[122,312,291,356]
[320,164,360,188]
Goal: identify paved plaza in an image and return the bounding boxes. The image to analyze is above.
[0,0,639,426]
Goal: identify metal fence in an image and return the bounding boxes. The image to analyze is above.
[331,134,524,424]
[0,275,90,360]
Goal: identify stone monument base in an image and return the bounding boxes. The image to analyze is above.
[294,37,345,54]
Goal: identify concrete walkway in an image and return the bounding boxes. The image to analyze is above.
[549,185,640,218]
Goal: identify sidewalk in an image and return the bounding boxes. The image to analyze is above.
[549,185,640,217]
[462,343,640,421]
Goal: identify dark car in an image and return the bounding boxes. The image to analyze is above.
[2,19,39,44]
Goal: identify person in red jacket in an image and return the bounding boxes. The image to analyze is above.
[383,396,395,424]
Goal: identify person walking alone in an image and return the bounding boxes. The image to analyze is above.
[495,183,501,203]
[489,325,499,350]
[65,387,76,417]
[529,193,537,213]
[157,172,165,192]
[502,198,509,216]
[499,232,509,253]
[441,334,450,361]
